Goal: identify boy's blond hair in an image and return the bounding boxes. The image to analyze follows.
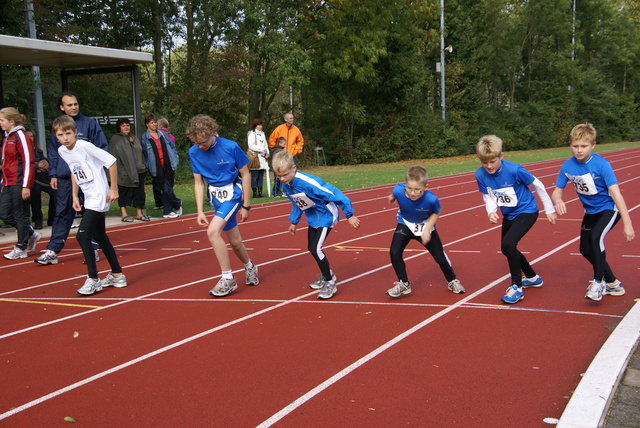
[476,135,503,161]
[272,150,294,172]
[185,114,219,142]
[405,165,428,185]
[569,123,596,145]
[276,137,287,146]
[52,115,76,133]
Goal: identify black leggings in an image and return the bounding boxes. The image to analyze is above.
[307,226,332,279]
[580,210,620,283]
[501,212,538,286]
[76,210,121,279]
[390,223,456,284]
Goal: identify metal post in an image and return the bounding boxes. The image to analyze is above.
[440,0,446,121]
[571,0,576,62]
[25,0,46,155]
[289,85,293,114]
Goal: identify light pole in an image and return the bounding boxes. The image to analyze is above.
[440,0,446,121]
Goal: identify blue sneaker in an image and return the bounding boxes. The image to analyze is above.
[501,285,524,304]
[521,275,543,288]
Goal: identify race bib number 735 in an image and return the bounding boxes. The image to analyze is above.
[565,172,598,195]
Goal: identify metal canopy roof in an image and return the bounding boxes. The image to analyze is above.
[0,34,152,68]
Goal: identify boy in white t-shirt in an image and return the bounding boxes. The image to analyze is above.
[54,115,127,295]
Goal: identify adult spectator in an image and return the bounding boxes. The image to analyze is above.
[109,118,149,222]
[141,114,182,219]
[247,118,269,198]
[36,91,108,265]
[152,117,176,209]
[268,112,304,163]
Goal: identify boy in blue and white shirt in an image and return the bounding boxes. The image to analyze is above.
[387,165,465,298]
[272,151,360,300]
[475,135,557,304]
[186,114,259,298]
[552,123,635,301]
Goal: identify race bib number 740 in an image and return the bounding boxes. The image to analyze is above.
[208,183,234,202]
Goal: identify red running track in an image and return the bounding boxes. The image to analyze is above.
[1,147,639,426]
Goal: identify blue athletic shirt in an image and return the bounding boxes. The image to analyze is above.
[555,154,618,214]
[188,136,250,186]
[392,183,440,227]
[282,171,355,228]
[475,159,538,220]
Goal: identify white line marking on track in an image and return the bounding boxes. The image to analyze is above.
[256,234,583,427]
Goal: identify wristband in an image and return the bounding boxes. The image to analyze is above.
[242,205,251,211]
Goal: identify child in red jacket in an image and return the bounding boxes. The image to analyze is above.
[0,107,41,259]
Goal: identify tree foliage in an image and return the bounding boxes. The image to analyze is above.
[2,0,640,171]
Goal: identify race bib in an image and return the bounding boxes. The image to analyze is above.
[208,183,234,202]
[565,172,598,195]
[403,218,433,237]
[70,161,94,184]
[488,186,518,207]
[290,192,316,211]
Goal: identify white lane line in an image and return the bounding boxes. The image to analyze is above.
[255,234,582,427]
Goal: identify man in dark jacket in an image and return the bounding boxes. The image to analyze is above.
[36,91,108,265]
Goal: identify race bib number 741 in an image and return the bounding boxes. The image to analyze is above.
[70,161,94,184]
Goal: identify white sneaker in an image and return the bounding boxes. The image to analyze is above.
[27,230,42,252]
[447,279,466,294]
[35,249,58,265]
[163,212,179,219]
[245,263,259,285]
[4,247,27,260]
[318,279,337,299]
[77,277,103,295]
[176,204,183,217]
[209,277,238,297]
[604,280,625,296]
[387,281,411,297]
[585,280,605,301]
[102,272,128,288]
[310,272,336,289]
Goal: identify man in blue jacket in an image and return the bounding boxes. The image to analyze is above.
[36,91,109,265]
